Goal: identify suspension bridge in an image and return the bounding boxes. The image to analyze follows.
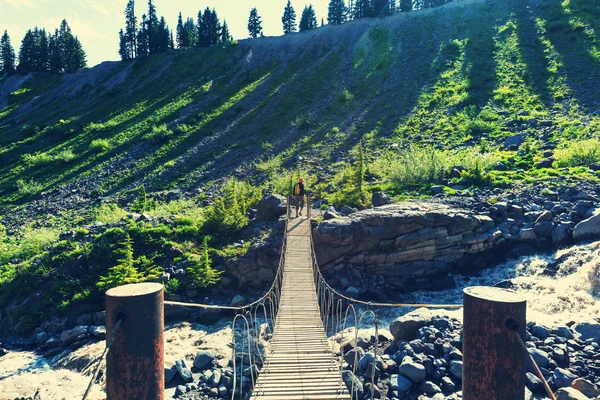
[93,197,550,400]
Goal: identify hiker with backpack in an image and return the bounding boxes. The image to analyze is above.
[294,178,305,218]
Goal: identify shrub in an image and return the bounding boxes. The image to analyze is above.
[291,114,311,130]
[90,139,112,153]
[54,150,76,163]
[337,89,354,103]
[97,230,143,291]
[147,124,174,144]
[327,142,370,208]
[22,152,54,166]
[95,203,128,224]
[261,141,274,151]
[464,119,497,136]
[442,39,462,59]
[16,179,43,196]
[203,178,260,236]
[186,237,221,287]
[553,139,600,168]
[164,278,180,295]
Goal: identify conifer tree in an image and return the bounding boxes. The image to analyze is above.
[328,0,347,25]
[282,0,297,34]
[399,0,412,11]
[354,0,373,18]
[197,7,212,47]
[0,30,16,75]
[299,5,318,32]
[118,29,128,60]
[374,0,389,16]
[221,20,232,43]
[183,18,197,47]
[157,16,170,53]
[137,14,149,56]
[146,0,159,54]
[209,10,221,46]
[17,30,35,73]
[124,0,137,58]
[247,8,263,39]
[169,30,174,50]
[176,12,184,48]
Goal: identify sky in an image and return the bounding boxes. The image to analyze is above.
[0,0,332,67]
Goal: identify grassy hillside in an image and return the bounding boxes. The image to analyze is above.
[1,0,600,334]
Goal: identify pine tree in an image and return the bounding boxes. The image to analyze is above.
[374,0,389,16]
[169,30,174,50]
[137,14,149,56]
[97,230,143,291]
[282,0,297,34]
[124,0,137,58]
[157,16,170,53]
[0,30,16,75]
[17,30,35,73]
[299,5,318,32]
[118,29,128,60]
[176,12,184,48]
[328,0,347,25]
[221,20,232,43]
[197,7,212,47]
[209,10,221,46]
[248,8,263,39]
[182,18,197,47]
[354,0,373,18]
[399,0,412,11]
[147,0,159,54]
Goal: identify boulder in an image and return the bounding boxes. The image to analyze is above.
[194,349,218,370]
[534,221,555,237]
[342,370,363,399]
[504,134,525,150]
[390,308,433,341]
[389,374,413,392]
[90,325,106,340]
[555,387,590,400]
[60,326,88,345]
[554,368,578,388]
[340,206,357,216]
[230,295,246,307]
[528,348,550,369]
[164,366,177,383]
[256,195,287,220]
[572,321,600,342]
[175,360,193,383]
[573,211,600,241]
[570,378,600,398]
[372,191,392,207]
[398,357,426,383]
[323,207,343,220]
[449,360,462,380]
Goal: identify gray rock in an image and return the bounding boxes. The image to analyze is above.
[555,387,590,400]
[525,372,543,392]
[534,221,555,237]
[344,347,365,368]
[211,369,222,386]
[573,211,600,241]
[449,360,462,380]
[76,314,92,326]
[420,381,442,395]
[390,308,432,341]
[554,368,578,388]
[90,325,106,340]
[194,349,218,370]
[175,360,193,383]
[430,186,444,195]
[531,324,551,339]
[528,348,550,369]
[165,366,177,383]
[217,385,228,397]
[323,207,343,220]
[60,326,88,345]
[175,385,187,396]
[372,191,392,207]
[389,374,413,391]
[343,286,360,299]
[518,228,537,241]
[504,134,525,150]
[256,194,287,220]
[230,295,245,307]
[342,370,363,399]
[572,321,600,342]
[340,205,357,216]
[398,357,427,383]
[441,376,456,392]
[552,326,574,339]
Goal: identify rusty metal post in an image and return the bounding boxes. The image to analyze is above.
[463,286,526,400]
[106,283,164,400]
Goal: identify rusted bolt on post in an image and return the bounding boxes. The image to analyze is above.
[106,282,165,400]
[462,286,526,400]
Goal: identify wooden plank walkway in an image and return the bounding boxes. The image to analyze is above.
[250,217,350,400]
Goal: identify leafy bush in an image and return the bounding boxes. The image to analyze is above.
[16,179,43,195]
[291,114,311,130]
[95,203,128,223]
[90,139,112,153]
[204,178,260,236]
[164,278,180,295]
[54,150,76,163]
[147,124,174,144]
[553,139,600,167]
[186,236,221,287]
[442,39,462,59]
[337,89,354,103]
[464,119,497,136]
[22,152,54,166]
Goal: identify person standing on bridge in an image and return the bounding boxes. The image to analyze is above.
[294,177,305,218]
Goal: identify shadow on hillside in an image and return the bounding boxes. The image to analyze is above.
[538,0,600,112]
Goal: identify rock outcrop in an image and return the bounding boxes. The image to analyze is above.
[313,203,502,289]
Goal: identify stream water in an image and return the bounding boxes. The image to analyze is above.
[380,241,600,327]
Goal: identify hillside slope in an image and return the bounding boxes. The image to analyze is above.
[1,0,598,225]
